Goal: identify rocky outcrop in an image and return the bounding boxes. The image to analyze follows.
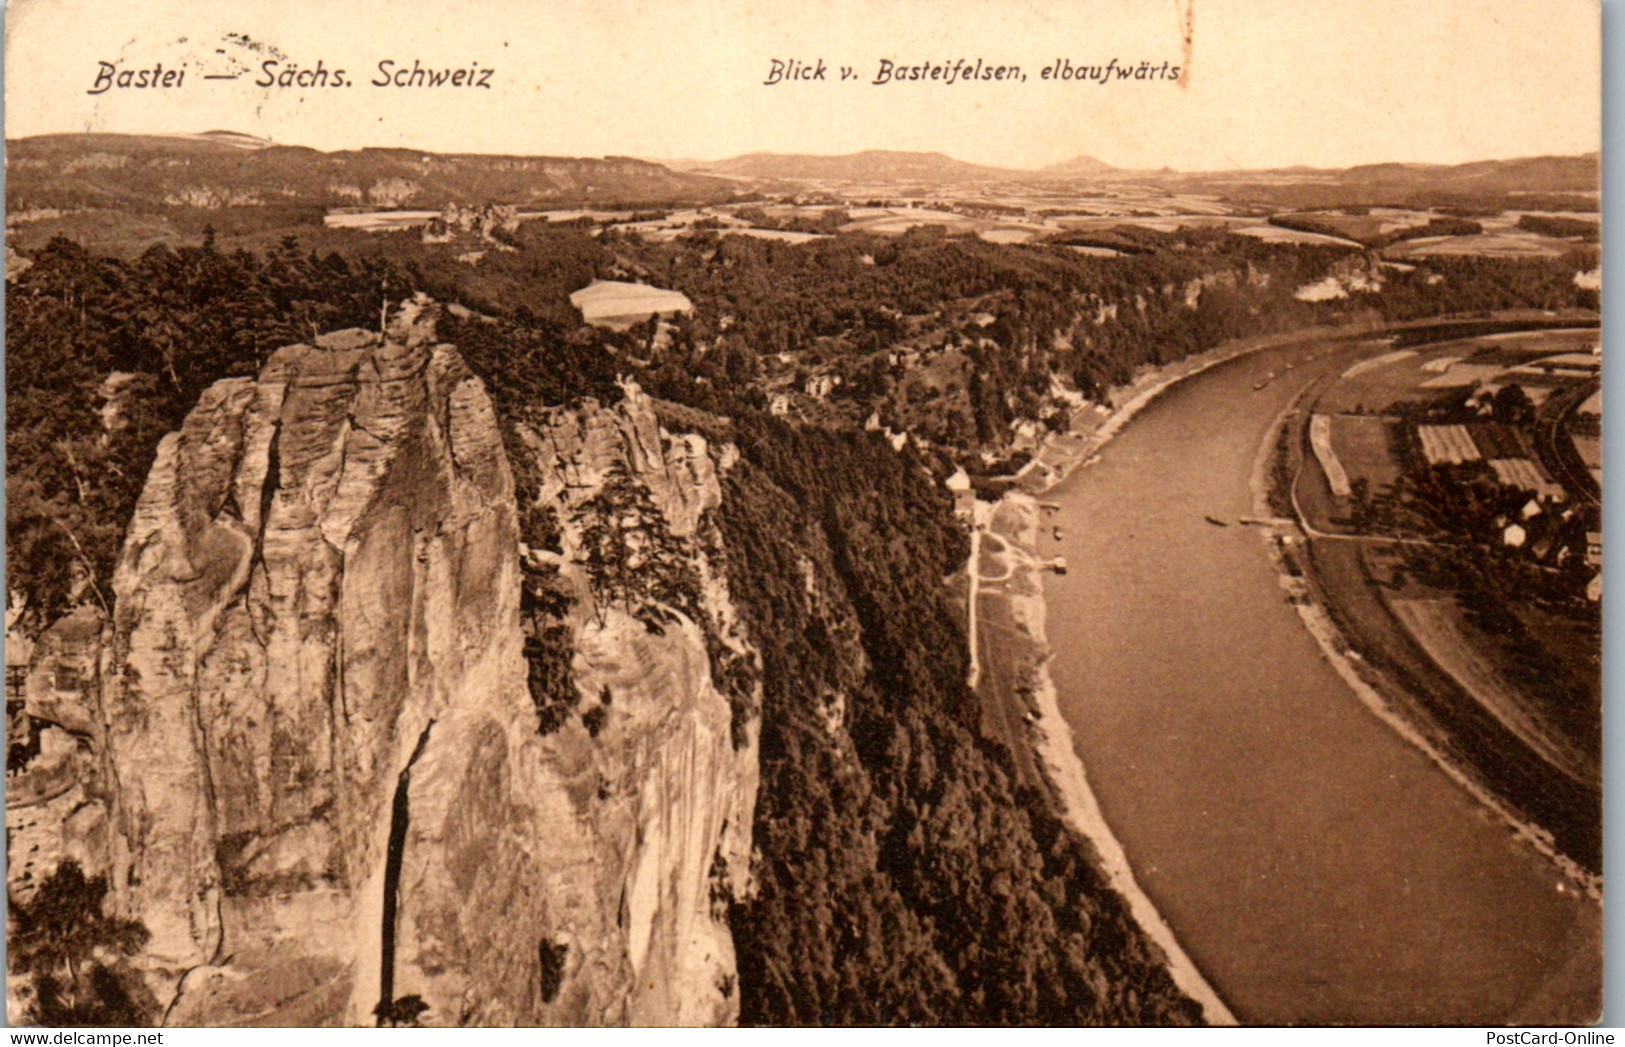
[101,297,534,1025]
[520,380,720,540]
[92,300,757,1026]
[506,379,759,1026]
[6,608,111,906]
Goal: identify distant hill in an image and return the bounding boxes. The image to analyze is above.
[1337,153,1599,194]
[1035,155,1121,179]
[696,149,1597,197]
[700,150,1026,183]
[9,134,1595,214]
[5,133,737,212]
[1155,152,1599,210]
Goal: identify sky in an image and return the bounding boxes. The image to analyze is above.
[3,0,1602,171]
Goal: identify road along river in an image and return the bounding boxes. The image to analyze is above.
[1038,332,1600,1025]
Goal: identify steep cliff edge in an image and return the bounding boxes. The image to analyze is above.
[92,299,755,1026]
[506,378,759,1025]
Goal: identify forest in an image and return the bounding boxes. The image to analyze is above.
[709,417,1199,1023]
[11,221,1587,628]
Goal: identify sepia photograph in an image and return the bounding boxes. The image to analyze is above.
[2,0,1606,1029]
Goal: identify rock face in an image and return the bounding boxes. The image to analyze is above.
[93,300,756,1026]
[7,609,112,908]
[521,380,720,539]
[505,379,760,1026]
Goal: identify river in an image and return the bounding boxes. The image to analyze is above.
[1039,333,1600,1024]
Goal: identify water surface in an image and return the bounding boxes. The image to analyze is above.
[1041,337,1598,1024]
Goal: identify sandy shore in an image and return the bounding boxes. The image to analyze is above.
[960,329,1338,1025]
[980,493,1236,1025]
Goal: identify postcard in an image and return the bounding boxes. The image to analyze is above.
[3,0,1603,1028]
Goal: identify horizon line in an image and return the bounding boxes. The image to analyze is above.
[4,129,1603,177]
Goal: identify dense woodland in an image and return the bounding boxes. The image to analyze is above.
[10,223,1595,625]
[3,222,1600,1025]
[1267,213,1484,249]
[710,419,1198,1023]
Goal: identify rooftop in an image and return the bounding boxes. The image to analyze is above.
[569,280,693,328]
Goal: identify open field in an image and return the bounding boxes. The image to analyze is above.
[1383,232,1578,259]
[323,209,440,230]
[1464,422,1524,458]
[6,207,336,257]
[529,208,637,222]
[1570,435,1600,471]
[1526,352,1601,371]
[1341,348,1418,380]
[1329,415,1401,490]
[718,228,827,243]
[1389,598,1595,787]
[1232,224,1363,247]
[1271,210,1435,242]
[1418,362,1505,388]
[1315,334,1595,416]
[1417,424,1480,464]
[1050,214,1244,233]
[1315,350,1438,413]
[978,227,1037,243]
[1486,457,1559,496]
[1303,527,1600,871]
[294,193,1601,269]
[1473,328,1600,352]
[1280,324,1603,876]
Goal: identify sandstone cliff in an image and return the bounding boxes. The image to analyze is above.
[506,378,760,1026]
[84,299,755,1026]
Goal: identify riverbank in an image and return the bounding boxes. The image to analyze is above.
[962,327,1361,1024]
[968,312,1600,1024]
[973,492,1236,1025]
[976,329,1371,1023]
[1009,310,1597,497]
[960,330,1339,1024]
[1011,322,1385,496]
[1253,368,1603,902]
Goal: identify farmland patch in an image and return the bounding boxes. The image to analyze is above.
[1330,415,1401,491]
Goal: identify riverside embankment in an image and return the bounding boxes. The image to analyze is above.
[1034,331,1599,1024]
